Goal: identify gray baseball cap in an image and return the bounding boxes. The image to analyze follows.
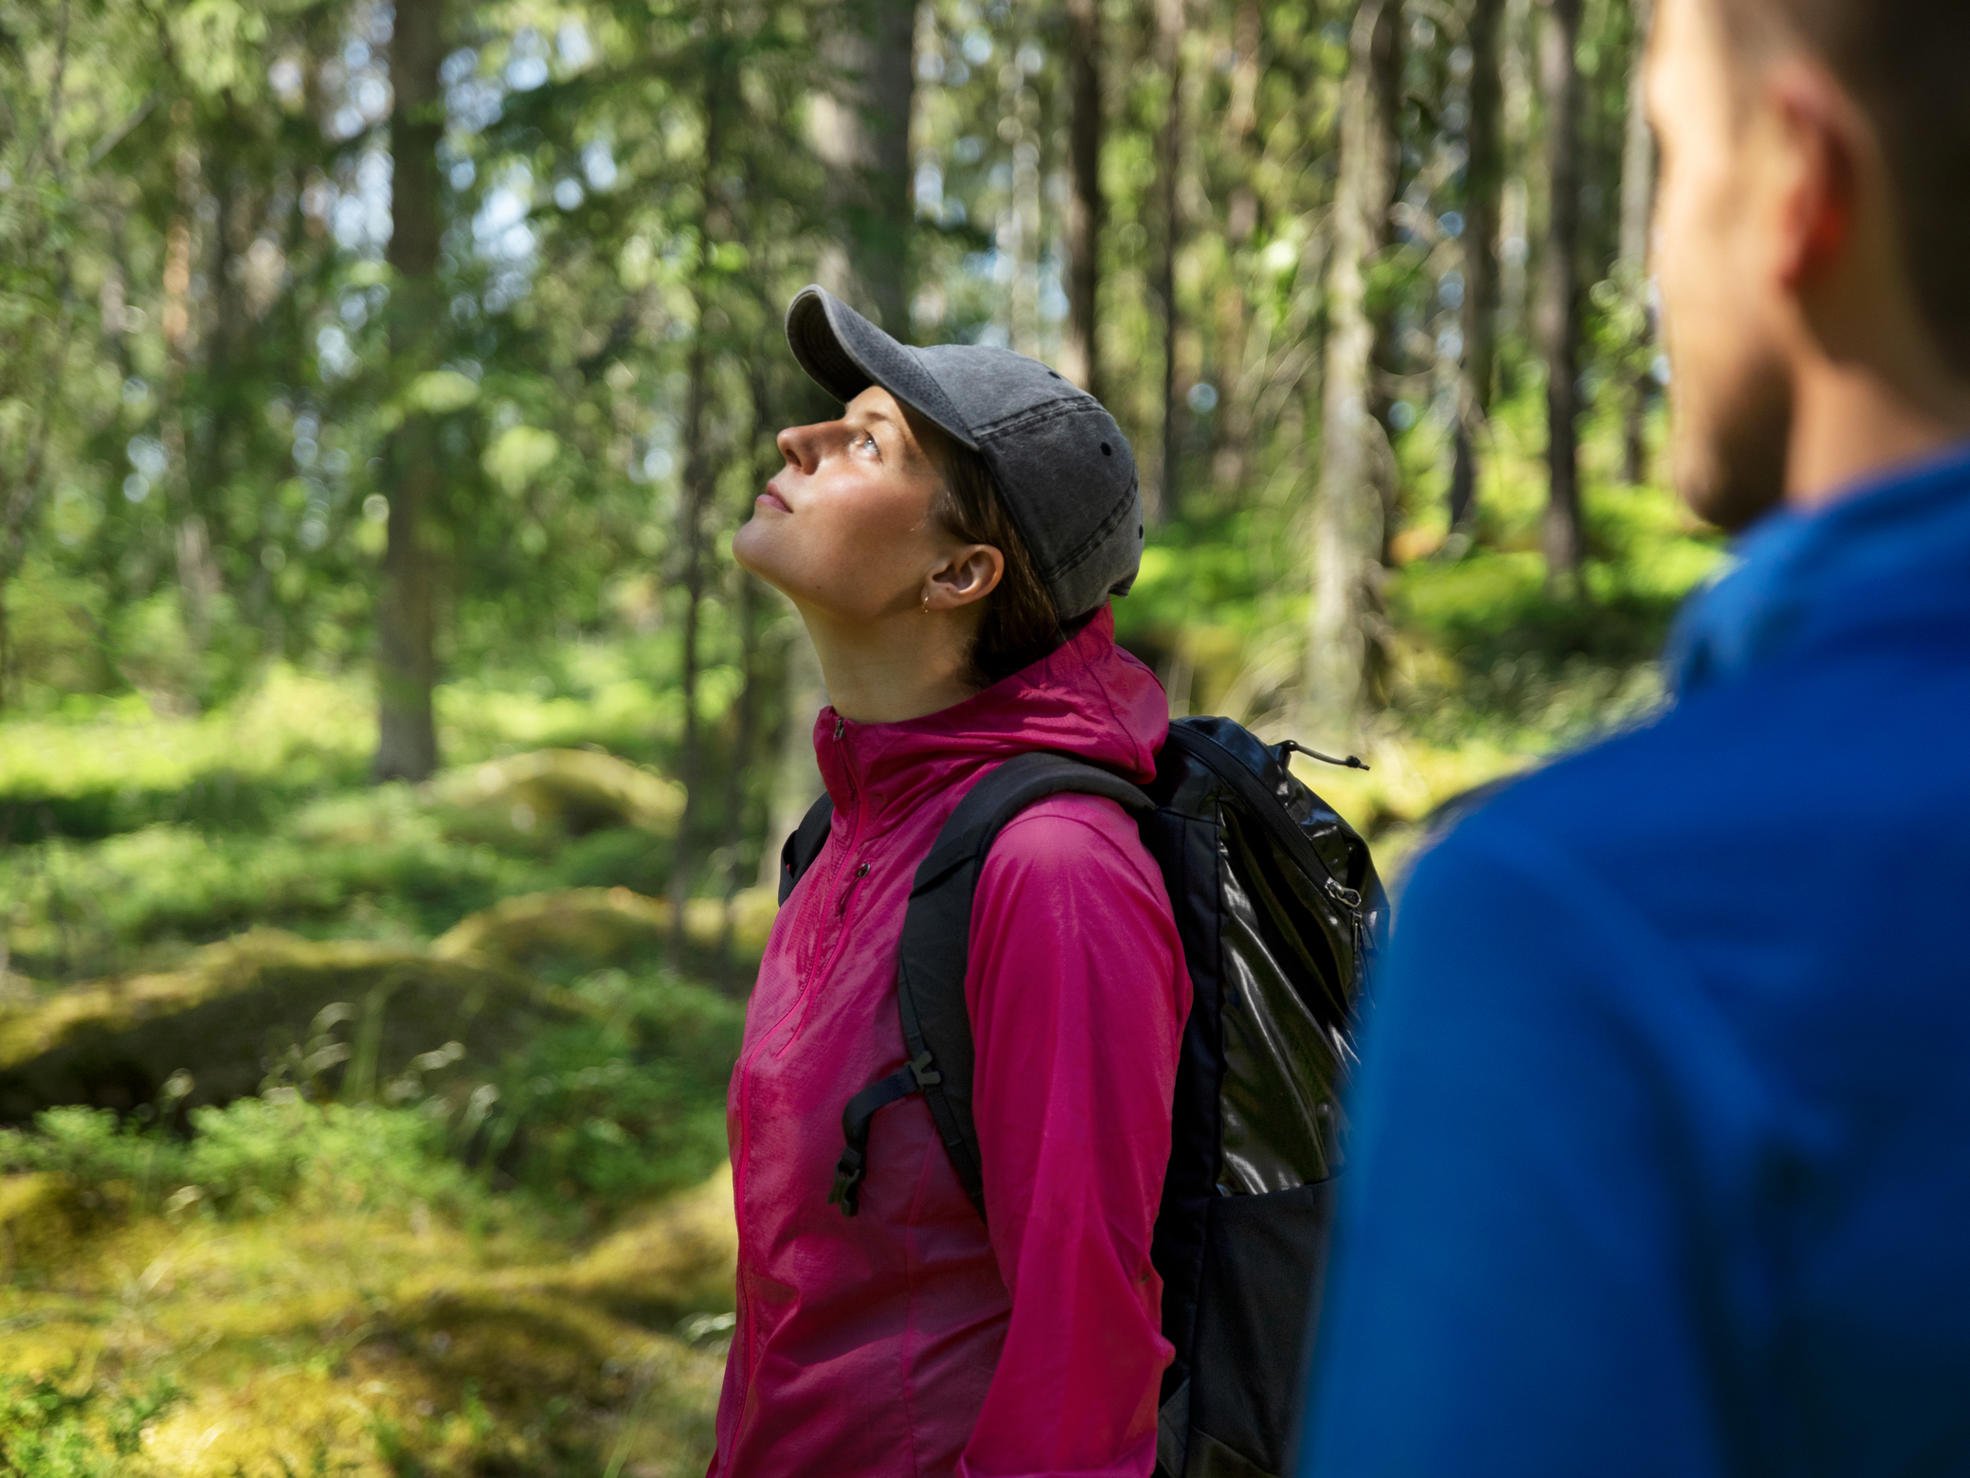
[785,285,1143,622]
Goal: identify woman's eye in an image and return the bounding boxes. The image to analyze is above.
[858,431,880,458]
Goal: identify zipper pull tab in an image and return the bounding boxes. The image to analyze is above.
[837,861,871,915]
[834,717,846,740]
[1280,738,1369,771]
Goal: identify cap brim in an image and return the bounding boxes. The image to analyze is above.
[785,286,980,450]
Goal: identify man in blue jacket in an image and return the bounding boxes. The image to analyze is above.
[1299,0,1970,1473]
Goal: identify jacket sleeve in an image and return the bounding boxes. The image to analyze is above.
[956,795,1190,1478]
[1297,817,1757,1478]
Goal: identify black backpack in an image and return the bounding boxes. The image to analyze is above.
[777,715,1387,1478]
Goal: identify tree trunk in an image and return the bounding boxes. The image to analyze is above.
[1538,0,1586,584]
[1060,0,1104,397]
[999,30,1042,357]
[164,132,221,663]
[1368,0,1406,560]
[1308,0,1402,735]
[191,104,246,645]
[809,0,918,331]
[1497,0,1534,358]
[1150,0,1186,524]
[669,42,732,937]
[1450,0,1504,535]
[375,0,445,782]
[1208,0,1262,502]
[1617,0,1657,487]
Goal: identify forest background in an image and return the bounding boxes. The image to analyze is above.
[0,0,1716,1470]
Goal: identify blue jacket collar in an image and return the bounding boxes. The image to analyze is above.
[1667,441,1970,695]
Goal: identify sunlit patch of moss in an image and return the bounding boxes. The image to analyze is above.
[0,1173,736,1476]
[434,749,685,843]
[434,886,774,972]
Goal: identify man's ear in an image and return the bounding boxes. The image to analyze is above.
[924,545,1005,613]
[1768,61,1860,290]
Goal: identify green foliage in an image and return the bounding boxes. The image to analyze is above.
[482,969,743,1207]
[0,1096,486,1222]
[0,1370,181,1478]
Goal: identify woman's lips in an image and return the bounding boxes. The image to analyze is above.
[756,487,791,513]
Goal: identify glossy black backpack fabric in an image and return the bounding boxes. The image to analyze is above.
[778,715,1387,1478]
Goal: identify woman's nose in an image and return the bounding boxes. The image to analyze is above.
[776,423,815,473]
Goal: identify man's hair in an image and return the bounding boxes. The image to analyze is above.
[923,435,1066,689]
[1717,0,1970,378]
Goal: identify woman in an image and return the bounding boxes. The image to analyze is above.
[708,285,1190,1478]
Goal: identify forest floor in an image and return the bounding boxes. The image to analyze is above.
[0,411,1723,1474]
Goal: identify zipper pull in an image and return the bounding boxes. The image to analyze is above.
[1280,738,1369,771]
[834,717,845,740]
[836,861,871,915]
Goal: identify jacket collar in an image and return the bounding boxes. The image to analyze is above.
[1667,440,1970,696]
[811,607,1167,837]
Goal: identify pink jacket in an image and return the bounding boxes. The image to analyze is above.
[709,610,1190,1478]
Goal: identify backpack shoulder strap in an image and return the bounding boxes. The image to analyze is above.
[829,751,1152,1220]
[777,793,836,906]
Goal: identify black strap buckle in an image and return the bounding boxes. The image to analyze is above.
[828,1146,867,1215]
[829,1055,941,1219]
[907,1050,943,1089]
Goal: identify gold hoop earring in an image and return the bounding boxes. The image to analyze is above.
[921,593,931,614]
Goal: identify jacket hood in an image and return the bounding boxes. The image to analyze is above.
[813,606,1168,831]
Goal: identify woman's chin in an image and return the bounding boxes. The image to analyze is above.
[730,519,779,581]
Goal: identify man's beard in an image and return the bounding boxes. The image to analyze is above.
[1670,354,1793,534]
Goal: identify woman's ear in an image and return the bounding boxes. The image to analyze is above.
[924,544,1005,613]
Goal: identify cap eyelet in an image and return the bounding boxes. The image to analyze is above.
[1100,443,1112,455]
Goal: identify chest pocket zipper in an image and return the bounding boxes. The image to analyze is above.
[837,861,872,916]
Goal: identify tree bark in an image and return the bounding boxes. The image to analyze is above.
[809,0,918,331]
[1308,0,1402,735]
[1617,0,1657,486]
[1368,0,1406,560]
[999,31,1042,357]
[669,38,732,936]
[1060,0,1104,397]
[1538,0,1587,584]
[1150,0,1186,524]
[191,101,247,641]
[1497,0,1533,355]
[1208,0,1262,502]
[1450,0,1504,535]
[164,129,221,664]
[375,0,445,781]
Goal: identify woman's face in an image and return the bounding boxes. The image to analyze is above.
[733,385,971,622]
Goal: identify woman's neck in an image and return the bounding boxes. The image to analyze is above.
[800,607,982,724]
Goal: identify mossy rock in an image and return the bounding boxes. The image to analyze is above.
[0,1172,114,1276]
[0,931,575,1123]
[434,886,778,972]
[438,748,685,841]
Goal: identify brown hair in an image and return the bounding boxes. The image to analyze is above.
[923,435,1066,689]
[1717,0,1970,377]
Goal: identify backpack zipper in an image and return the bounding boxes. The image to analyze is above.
[1165,724,1363,901]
